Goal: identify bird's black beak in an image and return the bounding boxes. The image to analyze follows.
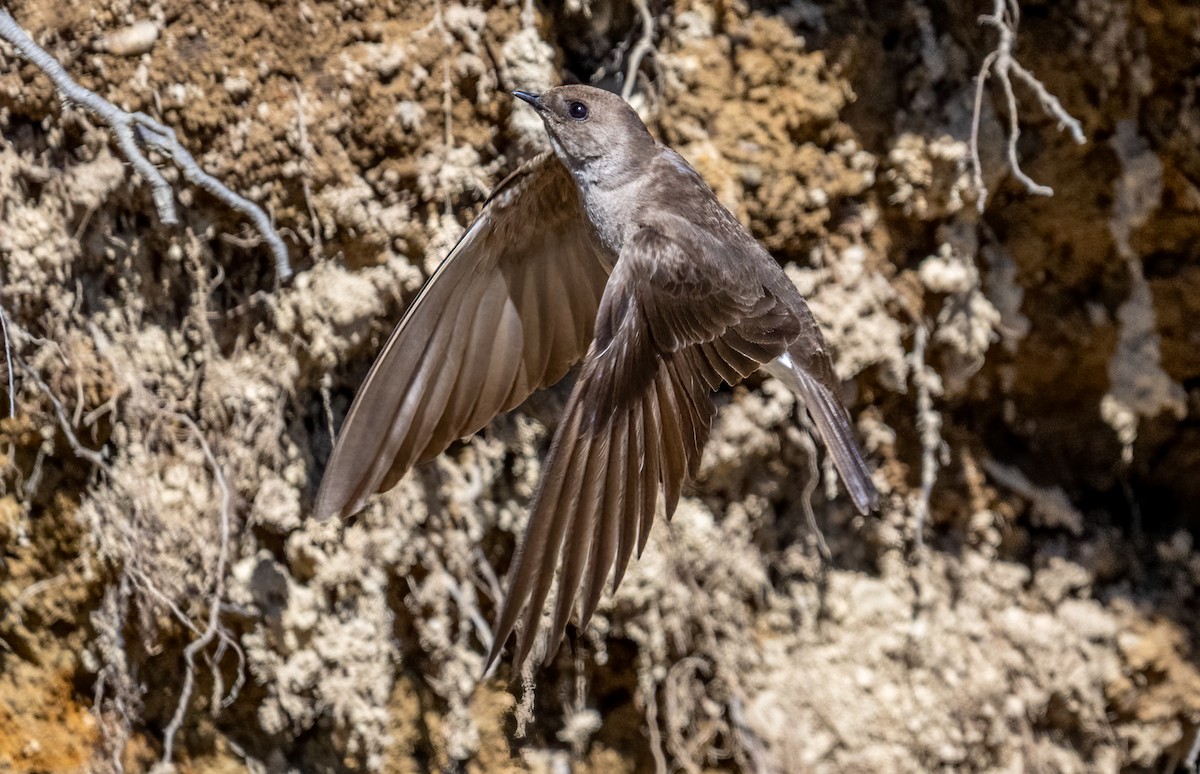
[512,90,542,109]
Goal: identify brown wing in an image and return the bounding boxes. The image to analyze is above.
[315,153,611,521]
[485,224,802,670]
[765,348,878,515]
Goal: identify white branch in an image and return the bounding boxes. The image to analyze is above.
[0,292,14,418]
[0,9,293,280]
[158,414,233,768]
[1186,724,1200,774]
[794,412,832,563]
[970,0,1086,212]
[621,0,655,102]
[19,358,107,468]
[910,323,942,554]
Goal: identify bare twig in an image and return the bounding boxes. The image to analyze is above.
[727,696,773,774]
[444,571,494,655]
[982,457,1083,534]
[0,9,293,281]
[909,323,941,555]
[621,0,655,102]
[319,372,337,451]
[213,625,247,708]
[0,294,14,419]
[969,0,1086,212]
[639,649,670,774]
[19,359,107,468]
[664,656,711,774]
[92,578,135,774]
[159,414,233,768]
[472,546,503,606]
[128,567,202,638]
[794,413,832,563]
[1186,724,1200,774]
[476,563,504,679]
[10,573,71,621]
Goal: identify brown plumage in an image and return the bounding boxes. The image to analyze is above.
[314,154,611,521]
[315,85,878,672]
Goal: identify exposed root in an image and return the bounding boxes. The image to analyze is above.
[795,411,833,563]
[969,0,1086,211]
[908,322,942,555]
[0,287,13,419]
[157,414,234,770]
[0,8,293,280]
[621,0,656,102]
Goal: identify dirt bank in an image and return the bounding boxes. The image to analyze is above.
[0,0,1197,771]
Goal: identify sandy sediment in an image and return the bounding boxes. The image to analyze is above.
[0,1,1197,771]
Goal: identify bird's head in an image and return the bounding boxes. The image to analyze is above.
[512,85,656,178]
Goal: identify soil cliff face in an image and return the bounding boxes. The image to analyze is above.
[0,1,1197,771]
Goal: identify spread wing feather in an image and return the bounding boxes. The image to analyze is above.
[316,154,610,521]
[486,224,803,669]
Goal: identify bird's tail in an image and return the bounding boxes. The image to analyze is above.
[765,354,878,514]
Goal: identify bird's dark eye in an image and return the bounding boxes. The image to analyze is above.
[568,101,589,120]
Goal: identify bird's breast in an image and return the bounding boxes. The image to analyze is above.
[578,176,647,258]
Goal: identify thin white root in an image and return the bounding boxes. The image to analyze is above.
[158,414,234,768]
[621,0,655,102]
[969,0,1086,212]
[909,323,942,555]
[0,9,292,280]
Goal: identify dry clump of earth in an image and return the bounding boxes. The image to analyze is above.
[0,0,1198,772]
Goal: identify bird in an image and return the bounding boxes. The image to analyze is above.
[315,84,877,671]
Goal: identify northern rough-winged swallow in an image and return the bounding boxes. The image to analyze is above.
[316,85,877,670]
